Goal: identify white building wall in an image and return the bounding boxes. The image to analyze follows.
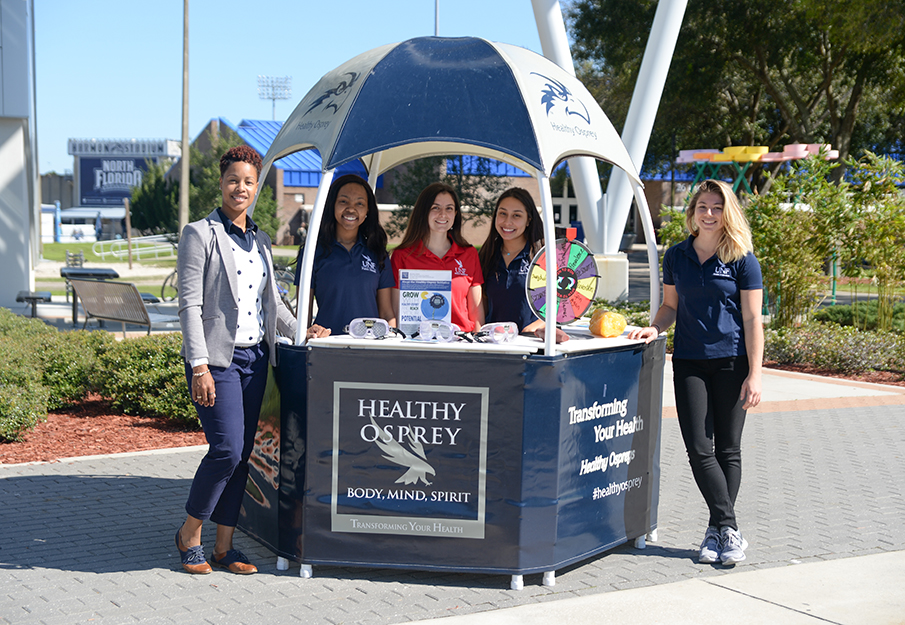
[0,0,38,306]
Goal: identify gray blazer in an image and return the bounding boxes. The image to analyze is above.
[178,209,295,368]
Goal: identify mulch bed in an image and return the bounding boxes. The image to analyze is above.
[0,393,206,465]
[764,362,905,387]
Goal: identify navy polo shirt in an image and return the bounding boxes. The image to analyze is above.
[484,244,536,331]
[663,237,763,360]
[299,237,394,335]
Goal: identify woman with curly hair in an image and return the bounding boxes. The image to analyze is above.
[174,145,317,575]
[629,179,763,566]
[297,173,395,335]
[391,182,484,332]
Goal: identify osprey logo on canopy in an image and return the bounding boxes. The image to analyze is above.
[532,73,591,125]
[304,71,361,116]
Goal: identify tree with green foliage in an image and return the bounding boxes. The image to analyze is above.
[568,0,905,183]
[386,155,509,237]
[129,159,180,235]
[845,152,905,331]
[746,156,836,327]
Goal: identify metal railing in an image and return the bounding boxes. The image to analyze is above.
[92,234,177,260]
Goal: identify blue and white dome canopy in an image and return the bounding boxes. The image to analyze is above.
[259,36,642,184]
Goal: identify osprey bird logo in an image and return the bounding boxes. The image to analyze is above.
[304,71,360,116]
[531,72,591,124]
[370,415,436,486]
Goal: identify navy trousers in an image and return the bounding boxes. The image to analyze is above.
[184,343,268,527]
[672,356,749,531]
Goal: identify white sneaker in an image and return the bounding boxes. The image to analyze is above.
[720,526,748,565]
[699,526,721,563]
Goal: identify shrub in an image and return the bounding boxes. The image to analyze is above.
[93,332,197,426]
[814,301,905,334]
[764,323,905,374]
[0,383,49,442]
[38,330,115,410]
[0,334,49,441]
[657,206,687,252]
[0,307,197,440]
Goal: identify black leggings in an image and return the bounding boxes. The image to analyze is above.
[673,356,749,530]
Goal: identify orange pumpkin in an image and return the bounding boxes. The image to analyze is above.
[588,310,627,338]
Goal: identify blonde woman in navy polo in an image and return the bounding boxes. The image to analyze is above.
[478,187,568,342]
[297,174,395,336]
[629,179,763,566]
[390,183,484,332]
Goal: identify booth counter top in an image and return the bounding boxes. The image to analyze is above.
[303,325,651,356]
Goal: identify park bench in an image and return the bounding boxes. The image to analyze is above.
[68,278,179,338]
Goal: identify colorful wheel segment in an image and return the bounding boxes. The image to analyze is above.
[526,238,599,324]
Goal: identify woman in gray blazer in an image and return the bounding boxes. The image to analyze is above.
[173,146,320,574]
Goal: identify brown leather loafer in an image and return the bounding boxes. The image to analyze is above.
[211,549,257,575]
[175,528,212,575]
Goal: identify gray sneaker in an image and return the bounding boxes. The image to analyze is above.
[720,526,748,565]
[699,526,721,563]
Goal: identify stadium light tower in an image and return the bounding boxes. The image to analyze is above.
[258,75,292,121]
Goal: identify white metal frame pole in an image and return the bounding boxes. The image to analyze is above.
[295,168,336,345]
[632,182,661,317]
[178,0,190,237]
[537,172,558,356]
[531,0,605,252]
[602,0,687,253]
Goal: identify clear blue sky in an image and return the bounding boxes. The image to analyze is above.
[34,0,549,175]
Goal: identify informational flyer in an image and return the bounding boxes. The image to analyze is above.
[397,269,452,337]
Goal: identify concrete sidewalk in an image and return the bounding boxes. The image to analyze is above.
[1,366,903,624]
[409,551,905,624]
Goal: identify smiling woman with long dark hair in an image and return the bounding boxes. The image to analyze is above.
[390,182,484,332]
[297,174,395,335]
[477,187,566,342]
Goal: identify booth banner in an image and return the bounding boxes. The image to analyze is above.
[397,269,452,336]
[546,350,652,549]
[331,382,488,538]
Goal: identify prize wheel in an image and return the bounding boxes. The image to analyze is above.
[526,238,599,324]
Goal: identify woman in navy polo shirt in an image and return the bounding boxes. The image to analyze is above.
[629,179,763,566]
[478,187,567,342]
[391,183,484,332]
[299,174,395,335]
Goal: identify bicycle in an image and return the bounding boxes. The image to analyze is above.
[273,261,297,315]
[161,268,178,302]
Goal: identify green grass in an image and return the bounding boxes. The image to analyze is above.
[41,242,100,262]
[42,243,176,268]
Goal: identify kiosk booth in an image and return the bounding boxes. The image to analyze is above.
[238,37,666,589]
